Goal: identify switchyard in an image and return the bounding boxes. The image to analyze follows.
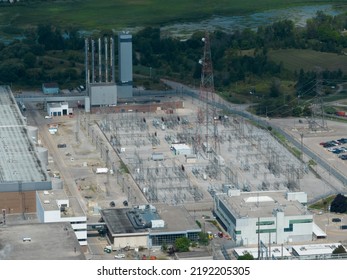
[94,96,326,209]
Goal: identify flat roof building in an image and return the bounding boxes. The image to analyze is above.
[291,243,345,259]
[100,204,201,249]
[0,86,51,214]
[42,82,59,94]
[214,190,313,246]
[47,101,72,117]
[36,189,87,246]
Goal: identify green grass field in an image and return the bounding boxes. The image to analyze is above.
[0,0,345,31]
[268,49,347,73]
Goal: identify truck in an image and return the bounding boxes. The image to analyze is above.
[96,168,108,174]
[336,111,346,117]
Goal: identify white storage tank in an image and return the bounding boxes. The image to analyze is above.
[51,177,63,189]
[27,126,38,143]
[37,146,48,168]
[84,96,90,113]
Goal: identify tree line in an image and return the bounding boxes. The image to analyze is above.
[0,11,347,116]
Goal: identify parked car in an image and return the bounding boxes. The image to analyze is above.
[332,149,344,154]
[337,138,347,144]
[339,155,347,160]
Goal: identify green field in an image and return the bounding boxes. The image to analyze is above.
[0,0,346,31]
[268,49,347,73]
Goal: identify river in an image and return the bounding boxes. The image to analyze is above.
[160,4,344,39]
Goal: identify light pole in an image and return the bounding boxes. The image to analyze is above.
[300,133,304,162]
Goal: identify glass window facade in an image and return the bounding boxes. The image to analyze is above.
[150,231,200,246]
[256,221,275,226]
[256,228,276,233]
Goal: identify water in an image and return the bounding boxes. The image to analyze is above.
[161,5,343,39]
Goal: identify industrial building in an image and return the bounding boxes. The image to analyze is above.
[291,243,346,259]
[42,82,60,94]
[171,143,192,156]
[233,242,347,260]
[47,101,72,117]
[36,189,87,246]
[89,83,117,106]
[100,204,201,249]
[213,190,313,246]
[84,32,133,111]
[0,86,51,215]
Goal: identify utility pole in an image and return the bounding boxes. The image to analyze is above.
[300,132,304,162]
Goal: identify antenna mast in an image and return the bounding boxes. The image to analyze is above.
[199,32,218,157]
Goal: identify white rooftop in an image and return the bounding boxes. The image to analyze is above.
[291,243,342,256]
[171,143,191,149]
[218,191,310,218]
[244,196,274,203]
[312,223,327,238]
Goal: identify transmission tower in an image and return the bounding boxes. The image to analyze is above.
[309,68,328,131]
[199,31,219,156]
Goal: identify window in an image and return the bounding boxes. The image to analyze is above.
[256,221,275,226]
[256,229,276,234]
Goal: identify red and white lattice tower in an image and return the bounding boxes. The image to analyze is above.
[198,32,218,155]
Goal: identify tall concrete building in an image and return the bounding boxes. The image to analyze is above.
[117,31,133,98]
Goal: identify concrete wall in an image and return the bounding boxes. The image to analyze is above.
[117,84,133,98]
[112,234,148,249]
[91,100,183,114]
[0,181,51,192]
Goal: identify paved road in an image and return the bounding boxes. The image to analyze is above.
[26,103,89,214]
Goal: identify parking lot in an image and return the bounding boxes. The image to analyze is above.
[268,117,347,195]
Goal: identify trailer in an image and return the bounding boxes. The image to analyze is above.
[96,168,109,174]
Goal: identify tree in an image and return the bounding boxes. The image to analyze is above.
[238,252,254,260]
[174,237,191,252]
[330,194,347,213]
[269,78,281,98]
[198,232,209,246]
[161,242,168,252]
[292,106,303,117]
[37,24,64,50]
[23,53,36,68]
